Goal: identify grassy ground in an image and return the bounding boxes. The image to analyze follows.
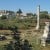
[19,28,42,50]
[0,18,50,50]
[20,28,50,50]
[0,28,50,50]
[0,30,13,50]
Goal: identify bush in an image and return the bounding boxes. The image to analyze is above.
[1,15,7,19]
[40,14,49,19]
[0,23,3,29]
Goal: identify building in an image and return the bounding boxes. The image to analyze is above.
[0,10,16,18]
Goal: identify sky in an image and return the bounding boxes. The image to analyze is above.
[0,0,50,13]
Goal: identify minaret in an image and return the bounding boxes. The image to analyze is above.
[36,5,40,30]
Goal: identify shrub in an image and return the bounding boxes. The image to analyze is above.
[1,15,7,19]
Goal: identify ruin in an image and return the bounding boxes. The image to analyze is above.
[41,22,50,46]
[36,5,40,30]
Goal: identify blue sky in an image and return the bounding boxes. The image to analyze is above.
[0,0,50,13]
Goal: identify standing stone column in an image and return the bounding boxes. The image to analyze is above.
[41,22,49,46]
[36,5,40,30]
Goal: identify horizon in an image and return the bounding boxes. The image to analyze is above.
[0,0,50,13]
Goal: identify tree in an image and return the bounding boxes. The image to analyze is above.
[4,26,32,50]
[4,26,21,50]
[26,13,33,17]
[22,39,32,50]
[40,11,50,19]
[33,13,36,17]
[17,9,22,17]
[1,15,7,19]
[4,41,14,50]
[40,11,48,14]
[12,26,21,50]
[40,13,49,19]
[0,23,3,29]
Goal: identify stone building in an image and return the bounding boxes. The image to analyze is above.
[0,10,16,18]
